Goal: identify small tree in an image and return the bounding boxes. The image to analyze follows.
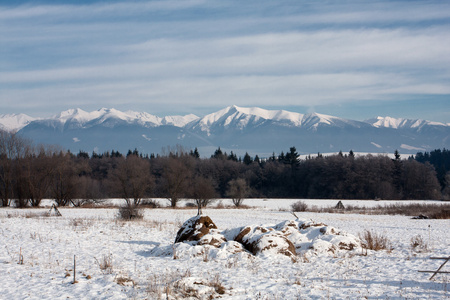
[226,178,250,207]
[189,176,217,215]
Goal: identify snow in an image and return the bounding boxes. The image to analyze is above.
[369,116,448,130]
[370,116,405,129]
[193,105,359,133]
[47,108,197,129]
[3,107,449,134]
[0,199,448,299]
[162,114,199,127]
[0,113,35,131]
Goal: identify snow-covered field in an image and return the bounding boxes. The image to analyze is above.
[0,199,448,299]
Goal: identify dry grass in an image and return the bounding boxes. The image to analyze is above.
[410,234,429,253]
[115,276,135,287]
[117,205,143,220]
[296,202,450,219]
[145,269,226,299]
[95,254,113,274]
[359,230,393,251]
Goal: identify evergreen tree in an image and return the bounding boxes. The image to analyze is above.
[285,147,299,167]
[228,151,238,162]
[278,151,285,162]
[243,152,253,165]
[190,147,200,159]
[349,150,355,159]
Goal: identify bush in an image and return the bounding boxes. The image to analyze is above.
[291,201,308,212]
[117,205,143,220]
[140,199,160,208]
[410,234,428,253]
[95,254,113,274]
[360,230,392,251]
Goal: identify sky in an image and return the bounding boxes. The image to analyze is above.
[0,0,449,122]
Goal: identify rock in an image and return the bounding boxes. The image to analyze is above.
[234,225,296,257]
[198,229,227,248]
[412,214,429,219]
[174,215,217,244]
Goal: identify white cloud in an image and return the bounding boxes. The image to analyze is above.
[0,0,449,120]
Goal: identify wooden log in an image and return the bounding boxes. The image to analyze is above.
[418,271,450,274]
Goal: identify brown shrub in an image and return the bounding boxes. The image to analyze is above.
[360,230,392,251]
[117,205,143,220]
[291,201,308,212]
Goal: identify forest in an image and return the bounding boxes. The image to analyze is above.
[0,130,448,208]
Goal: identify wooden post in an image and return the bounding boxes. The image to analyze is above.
[18,247,23,265]
[418,256,450,280]
[73,255,76,284]
[430,256,450,280]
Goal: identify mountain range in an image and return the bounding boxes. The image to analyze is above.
[1,105,449,157]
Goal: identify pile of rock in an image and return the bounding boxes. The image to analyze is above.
[174,215,362,259]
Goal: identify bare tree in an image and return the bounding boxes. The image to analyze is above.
[159,157,191,207]
[24,146,57,207]
[0,131,29,206]
[189,175,217,215]
[109,155,153,207]
[226,178,250,207]
[51,151,77,206]
[73,176,103,207]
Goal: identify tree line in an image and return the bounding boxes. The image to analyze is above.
[0,130,447,208]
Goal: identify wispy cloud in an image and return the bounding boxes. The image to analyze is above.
[0,0,449,120]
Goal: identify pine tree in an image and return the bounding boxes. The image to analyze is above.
[243,152,253,165]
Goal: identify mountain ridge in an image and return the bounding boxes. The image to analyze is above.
[2,106,449,156]
[2,105,448,132]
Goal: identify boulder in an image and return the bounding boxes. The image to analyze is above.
[234,226,296,257]
[175,215,218,244]
[198,229,227,248]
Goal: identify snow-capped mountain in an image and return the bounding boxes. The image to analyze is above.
[6,106,450,156]
[44,108,199,130]
[187,105,368,135]
[365,116,448,131]
[0,113,36,132]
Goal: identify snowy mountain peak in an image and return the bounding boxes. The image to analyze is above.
[193,105,306,134]
[34,108,199,129]
[9,106,450,155]
[367,116,447,129]
[55,108,91,123]
[300,112,360,129]
[0,113,36,131]
[162,114,199,127]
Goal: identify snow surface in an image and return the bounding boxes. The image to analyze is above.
[0,199,448,299]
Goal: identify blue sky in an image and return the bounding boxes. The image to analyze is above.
[1,0,449,122]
